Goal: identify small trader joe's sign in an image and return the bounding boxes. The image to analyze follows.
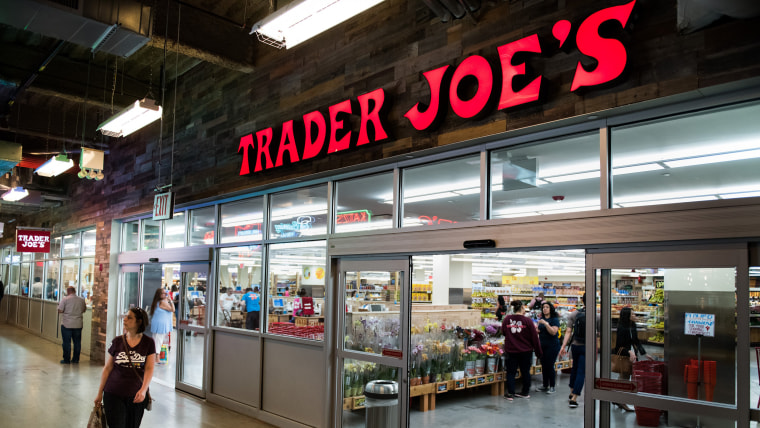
[16,229,50,253]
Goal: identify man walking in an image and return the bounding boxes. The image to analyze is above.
[57,286,86,364]
[560,292,590,408]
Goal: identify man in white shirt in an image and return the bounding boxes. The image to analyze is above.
[218,287,238,326]
[57,286,87,364]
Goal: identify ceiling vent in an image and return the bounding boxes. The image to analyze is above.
[0,0,152,57]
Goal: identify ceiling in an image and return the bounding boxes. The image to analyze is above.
[0,0,268,218]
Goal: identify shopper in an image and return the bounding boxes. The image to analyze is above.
[149,288,174,363]
[495,295,507,321]
[57,285,87,364]
[241,287,261,330]
[612,306,653,411]
[95,307,155,428]
[536,301,561,393]
[560,293,592,408]
[218,287,238,313]
[31,276,43,299]
[502,300,542,400]
[528,292,545,311]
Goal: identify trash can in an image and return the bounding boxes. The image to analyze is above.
[364,380,399,428]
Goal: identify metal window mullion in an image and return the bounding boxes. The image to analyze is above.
[393,167,401,229]
[480,150,488,221]
[327,180,335,235]
[600,125,611,210]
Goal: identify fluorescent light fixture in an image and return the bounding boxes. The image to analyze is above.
[96,98,162,138]
[663,148,760,168]
[250,0,386,49]
[542,171,600,183]
[34,154,74,177]
[1,187,29,201]
[612,163,664,175]
[618,195,718,208]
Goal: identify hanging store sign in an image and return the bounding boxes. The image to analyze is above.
[153,192,175,221]
[16,228,51,253]
[237,1,636,175]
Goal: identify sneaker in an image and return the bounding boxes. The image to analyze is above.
[569,400,579,408]
[536,386,549,392]
[515,393,530,399]
[60,360,70,364]
[547,387,556,394]
[504,394,514,401]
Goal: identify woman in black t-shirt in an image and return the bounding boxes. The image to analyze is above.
[95,307,156,428]
[495,295,507,321]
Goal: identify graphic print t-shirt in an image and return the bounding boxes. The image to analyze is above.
[104,335,156,398]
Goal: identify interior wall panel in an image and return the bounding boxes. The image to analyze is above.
[42,303,59,340]
[212,331,261,408]
[16,297,29,329]
[262,339,325,428]
[28,300,42,333]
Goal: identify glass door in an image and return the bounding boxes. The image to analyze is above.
[588,246,749,428]
[338,258,410,428]
[175,263,209,396]
[118,265,141,325]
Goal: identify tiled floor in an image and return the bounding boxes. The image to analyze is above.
[0,323,274,428]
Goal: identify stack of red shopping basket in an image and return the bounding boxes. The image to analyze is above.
[633,360,667,427]
[684,359,716,401]
[267,322,324,340]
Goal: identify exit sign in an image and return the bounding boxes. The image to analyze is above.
[153,192,175,221]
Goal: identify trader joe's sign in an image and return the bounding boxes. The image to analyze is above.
[238,1,637,175]
[16,229,51,253]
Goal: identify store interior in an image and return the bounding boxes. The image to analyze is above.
[341,251,760,427]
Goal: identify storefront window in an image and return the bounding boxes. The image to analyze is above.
[19,261,30,296]
[82,229,96,256]
[220,198,264,244]
[216,245,262,329]
[402,155,481,227]
[122,221,139,251]
[269,185,328,239]
[49,236,61,258]
[31,253,44,299]
[267,241,326,340]
[335,172,394,233]
[44,260,60,301]
[190,206,216,246]
[490,133,601,218]
[62,233,81,258]
[163,212,186,248]
[61,259,80,293]
[0,248,8,287]
[8,255,20,295]
[81,257,95,305]
[611,101,760,207]
[142,219,161,250]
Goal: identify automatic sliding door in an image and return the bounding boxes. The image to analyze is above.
[176,263,209,396]
[589,246,748,428]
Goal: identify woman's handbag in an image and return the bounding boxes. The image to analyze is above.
[87,403,106,428]
[121,335,154,411]
[610,347,631,375]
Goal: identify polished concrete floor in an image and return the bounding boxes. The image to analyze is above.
[0,323,274,428]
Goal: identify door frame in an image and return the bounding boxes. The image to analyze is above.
[334,257,412,428]
[175,262,211,398]
[586,244,750,427]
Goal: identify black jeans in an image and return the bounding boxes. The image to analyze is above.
[540,340,561,388]
[60,326,82,363]
[506,351,534,395]
[245,311,259,330]
[103,391,147,428]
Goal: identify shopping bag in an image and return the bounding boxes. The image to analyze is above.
[87,403,106,428]
[611,348,632,376]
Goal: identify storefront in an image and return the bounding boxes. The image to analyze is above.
[2,1,760,427]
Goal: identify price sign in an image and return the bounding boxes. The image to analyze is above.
[684,313,715,337]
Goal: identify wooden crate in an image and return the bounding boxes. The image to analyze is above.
[352,396,366,409]
[410,383,435,397]
[343,397,353,410]
[454,379,466,390]
[495,372,504,381]
[436,381,451,394]
[466,377,478,388]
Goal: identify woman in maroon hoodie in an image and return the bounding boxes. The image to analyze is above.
[502,300,542,400]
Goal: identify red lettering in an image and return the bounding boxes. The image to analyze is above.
[450,55,492,119]
[238,134,254,175]
[328,100,352,153]
[275,120,301,167]
[303,111,326,160]
[254,128,274,172]
[356,89,388,146]
[404,65,449,130]
[571,0,636,91]
[497,34,542,110]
